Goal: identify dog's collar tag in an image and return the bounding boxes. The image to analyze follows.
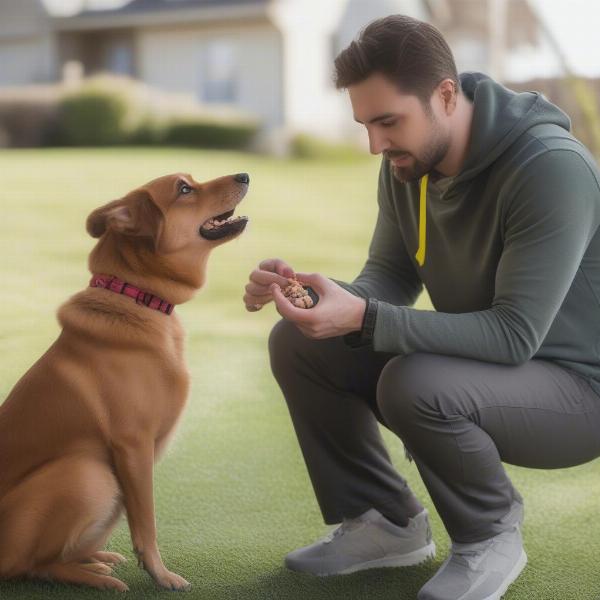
[90,274,174,315]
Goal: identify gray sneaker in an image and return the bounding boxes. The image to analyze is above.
[284,508,436,576]
[417,525,527,600]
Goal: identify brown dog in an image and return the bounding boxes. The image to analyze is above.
[0,171,250,591]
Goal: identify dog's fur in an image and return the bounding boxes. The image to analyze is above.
[0,172,249,591]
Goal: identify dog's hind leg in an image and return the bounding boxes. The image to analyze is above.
[77,543,127,575]
[29,561,129,591]
[0,454,128,590]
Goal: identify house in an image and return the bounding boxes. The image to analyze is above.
[49,0,431,150]
[0,0,551,151]
[0,0,55,86]
[427,0,540,82]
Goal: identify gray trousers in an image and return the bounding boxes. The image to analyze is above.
[268,318,600,543]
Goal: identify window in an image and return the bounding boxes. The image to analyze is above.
[201,40,237,103]
[106,41,133,76]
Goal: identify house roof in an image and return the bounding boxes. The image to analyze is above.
[52,0,270,31]
[84,0,268,15]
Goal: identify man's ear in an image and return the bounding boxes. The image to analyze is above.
[86,190,164,250]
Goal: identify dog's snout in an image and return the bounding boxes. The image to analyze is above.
[234,173,250,185]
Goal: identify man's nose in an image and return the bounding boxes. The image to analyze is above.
[368,131,390,155]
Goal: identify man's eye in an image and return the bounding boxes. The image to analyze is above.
[381,120,397,128]
[180,184,193,195]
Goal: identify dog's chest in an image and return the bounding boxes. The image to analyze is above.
[155,400,188,460]
[151,355,190,461]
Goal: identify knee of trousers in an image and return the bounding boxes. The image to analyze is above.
[376,352,450,436]
[268,318,311,381]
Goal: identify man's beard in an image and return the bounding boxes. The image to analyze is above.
[387,121,450,183]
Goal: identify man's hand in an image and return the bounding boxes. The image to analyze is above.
[243,258,295,311]
[269,272,366,339]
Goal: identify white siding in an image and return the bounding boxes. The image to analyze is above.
[336,0,429,51]
[269,0,347,141]
[137,23,283,129]
[272,0,431,143]
[0,36,55,85]
[0,0,57,85]
[0,0,47,38]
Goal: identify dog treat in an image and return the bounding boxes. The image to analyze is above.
[282,276,319,309]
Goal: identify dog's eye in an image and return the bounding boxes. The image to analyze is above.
[180,184,193,195]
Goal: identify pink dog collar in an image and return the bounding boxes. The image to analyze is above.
[90,274,174,315]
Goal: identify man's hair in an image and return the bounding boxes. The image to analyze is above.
[334,15,460,109]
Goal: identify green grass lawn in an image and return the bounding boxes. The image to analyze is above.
[1,147,599,599]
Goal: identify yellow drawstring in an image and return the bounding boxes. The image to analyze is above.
[415,173,428,266]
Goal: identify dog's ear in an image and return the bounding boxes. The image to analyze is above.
[86,190,164,249]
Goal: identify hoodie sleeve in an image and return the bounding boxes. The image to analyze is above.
[330,161,423,306]
[372,149,600,364]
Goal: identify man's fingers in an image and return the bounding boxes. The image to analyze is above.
[258,258,295,279]
[245,303,264,312]
[295,272,327,292]
[250,268,290,288]
[243,292,272,307]
[245,281,272,297]
[279,265,295,278]
[259,258,278,271]
[271,284,296,319]
[245,260,297,314]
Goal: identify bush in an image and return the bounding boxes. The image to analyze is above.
[290,133,367,160]
[127,117,166,145]
[57,88,129,146]
[164,119,258,149]
[0,89,60,147]
[0,75,262,149]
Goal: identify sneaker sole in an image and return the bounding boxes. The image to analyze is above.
[480,549,528,600]
[316,542,437,576]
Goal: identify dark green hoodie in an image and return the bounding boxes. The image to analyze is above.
[337,72,600,394]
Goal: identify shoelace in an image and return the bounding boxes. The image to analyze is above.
[450,537,497,569]
[450,524,520,569]
[323,517,364,544]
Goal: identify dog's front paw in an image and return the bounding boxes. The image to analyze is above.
[153,569,191,591]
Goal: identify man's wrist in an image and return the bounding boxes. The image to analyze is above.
[360,297,378,341]
[354,297,368,330]
[344,297,378,347]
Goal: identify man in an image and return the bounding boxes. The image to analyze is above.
[243,14,600,600]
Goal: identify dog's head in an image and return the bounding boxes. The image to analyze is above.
[87,172,249,252]
[86,172,249,299]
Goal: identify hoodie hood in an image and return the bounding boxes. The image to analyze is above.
[454,72,572,184]
[413,72,572,267]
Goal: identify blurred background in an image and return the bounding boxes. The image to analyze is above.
[0,0,599,155]
[2,2,600,599]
